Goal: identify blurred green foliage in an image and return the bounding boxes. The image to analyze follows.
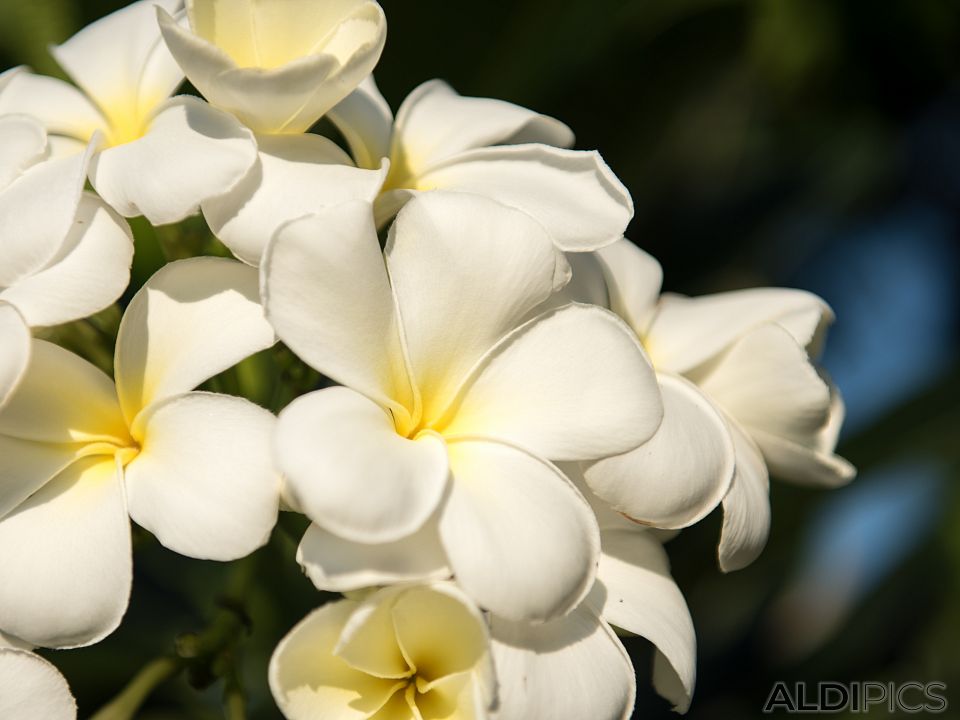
[2,0,959,717]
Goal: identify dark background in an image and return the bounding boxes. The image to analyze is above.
[2,0,959,717]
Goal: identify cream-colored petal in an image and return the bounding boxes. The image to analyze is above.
[125,392,279,561]
[390,80,573,179]
[51,0,183,123]
[594,239,663,336]
[443,304,662,462]
[0,303,29,410]
[115,257,274,423]
[269,600,401,720]
[1,193,132,328]
[262,203,413,414]
[441,439,600,623]
[0,115,48,189]
[385,192,559,424]
[0,435,79,522]
[718,421,771,573]
[298,519,450,593]
[276,387,449,544]
[203,132,386,266]
[0,649,76,720]
[491,604,634,720]
[0,457,131,649]
[89,96,257,224]
[0,71,105,143]
[594,530,695,712]
[410,145,633,251]
[0,340,128,445]
[583,373,733,528]
[328,75,394,170]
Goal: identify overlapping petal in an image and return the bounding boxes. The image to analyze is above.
[0,303,29,410]
[0,115,48,189]
[594,239,664,335]
[89,96,257,224]
[440,439,600,622]
[593,529,696,713]
[583,373,733,527]
[0,457,131,649]
[0,72,105,144]
[298,519,450,593]
[385,192,560,423]
[443,304,661,462]
[276,387,449,544]
[390,80,574,179]
[124,392,279,560]
[203,133,386,266]
[115,257,275,424]
[491,604,635,720]
[718,421,771,573]
[328,76,394,170]
[1,194,132,328]
[0,649,76,720]
[262,203,413,413]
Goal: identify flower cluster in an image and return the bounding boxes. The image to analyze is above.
[0,1,854,718]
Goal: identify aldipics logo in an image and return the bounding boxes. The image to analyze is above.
[763,682,948,714]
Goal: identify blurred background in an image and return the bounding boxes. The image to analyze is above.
[2,0,959,717]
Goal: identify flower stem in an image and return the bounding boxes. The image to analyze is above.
[88,656,183,720]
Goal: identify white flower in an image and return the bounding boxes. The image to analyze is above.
[573,240,855,571]
[0,647,76,720]
[0,258,280,649]
[0,115,132,408]
[157,0,387,135]
[270,583,495,720]
[0,0,257,225]
[325,79,634,252]
[265,192,663,622]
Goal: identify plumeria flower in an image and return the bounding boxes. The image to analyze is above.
[330,78,634,252]
[153,1,389,266]
[0,115,132,408]
[573,240,855,571]
[264,192,663,622]
[0,646,76,720]
[270,583,495,720]
[0,0,258,225]
[0,258,280,649]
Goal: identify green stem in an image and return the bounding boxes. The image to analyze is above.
[89,657,183,720]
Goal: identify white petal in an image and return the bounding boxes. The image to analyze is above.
[298,519,451,593]
[384,192,560,424]
[648,288,833,374]
[491,604,635,720]
[0,649,76,720]
[391,80,573,178]
[159,2,386,134]
[276,387,449,544]
[51,0,182,119]
[0,457,131,648]
[444,304,662,462]
[0,148,90,288]
[203,132,386,266]
[0,72,105,142]
[593,529,695,713]
[124,392,279,561]
[89,96,257,224]
[0,435,78,522]
[408,144,633,251]
[440,439,600,622]
[262,203,413,413]
[0,115,48,189]
[1,194,132,328]
[115,257,274,423]
[328,75,394,170]
[718,421,771,573]
[595,239,663,335]
[696,324,854,487]
[269,599,400,720]
[583,373,733,528]
[0,303,29,410]
[0,339,128,445]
